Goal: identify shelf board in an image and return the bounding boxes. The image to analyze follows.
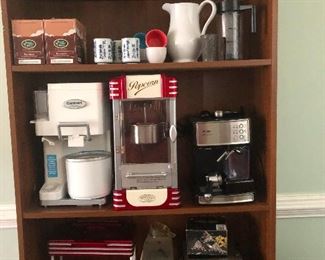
[23,201,269,219]
[12,59,271,73]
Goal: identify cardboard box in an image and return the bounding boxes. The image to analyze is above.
[12,20,45,65]
[43,19,86,64]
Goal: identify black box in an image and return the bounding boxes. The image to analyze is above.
[186,217,228,257]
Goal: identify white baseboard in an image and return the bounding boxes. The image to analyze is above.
[0,204,16,229]
[0,193,324,229]
[276,193,325,219]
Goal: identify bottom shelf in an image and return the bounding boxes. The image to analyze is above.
[23,212,267,260]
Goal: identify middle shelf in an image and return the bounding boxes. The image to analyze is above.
[15,65,272,221]
[23,201,270,219]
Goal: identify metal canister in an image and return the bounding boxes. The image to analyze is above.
[93,38,113,64]
[131,123,159,144]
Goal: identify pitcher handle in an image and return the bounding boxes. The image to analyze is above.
[199,0,217,35]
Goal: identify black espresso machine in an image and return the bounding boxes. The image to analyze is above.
[191,110,255,205]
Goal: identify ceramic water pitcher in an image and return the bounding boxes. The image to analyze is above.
[162,1,217,62]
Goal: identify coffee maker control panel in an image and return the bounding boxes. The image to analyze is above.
[195,119,250,146]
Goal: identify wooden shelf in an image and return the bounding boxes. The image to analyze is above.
[12,59,271,73]
[23,201,269,219]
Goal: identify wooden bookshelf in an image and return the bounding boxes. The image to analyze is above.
[1,0,277,259]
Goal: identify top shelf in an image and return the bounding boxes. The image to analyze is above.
[12,59,271,73]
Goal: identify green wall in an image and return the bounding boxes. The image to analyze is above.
[0,0,324,259]
[277,218,325,260]
[0,230,18,260]
[277,0,325,193]
[276,0,325,259]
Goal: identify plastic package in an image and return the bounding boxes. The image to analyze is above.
[141,222,176,260]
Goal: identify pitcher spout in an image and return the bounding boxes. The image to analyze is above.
[162,3,171,13]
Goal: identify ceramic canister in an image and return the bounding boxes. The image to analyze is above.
[65,151,112,199]
[121,37,140,63]
[113,40,122,63]
[134,32,147,62]
[93,38,113,64]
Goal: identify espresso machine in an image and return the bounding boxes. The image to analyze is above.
[31,82,111,206]
[192,110,254,204]
[109,74,180,210]
[216,0,256,60]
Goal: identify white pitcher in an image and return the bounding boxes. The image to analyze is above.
[162,1,217,62]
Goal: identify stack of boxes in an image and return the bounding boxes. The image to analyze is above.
[12,19,86,65]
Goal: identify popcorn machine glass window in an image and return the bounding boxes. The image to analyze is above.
[121,100,169,164]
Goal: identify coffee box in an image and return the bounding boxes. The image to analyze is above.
[12,20,45,65]
[43,19,86,64]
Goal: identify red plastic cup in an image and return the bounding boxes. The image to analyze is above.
[145,29,167,47]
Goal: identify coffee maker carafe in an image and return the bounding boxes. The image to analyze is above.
[192,110,255,204]
[216,0,256,60]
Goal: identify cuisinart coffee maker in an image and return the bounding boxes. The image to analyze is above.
[109,74,180,210]
[192,110,254,204]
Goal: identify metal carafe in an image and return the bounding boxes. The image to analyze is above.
[216,0,256,60]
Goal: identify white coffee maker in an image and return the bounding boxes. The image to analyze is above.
[31,82,112,207]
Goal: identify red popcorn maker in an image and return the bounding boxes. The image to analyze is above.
[109,74,180,210]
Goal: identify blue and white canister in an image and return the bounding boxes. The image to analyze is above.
[112,40,122,63]
[134,32,147,62]
[121,37,140,63]
[93,38,113,64]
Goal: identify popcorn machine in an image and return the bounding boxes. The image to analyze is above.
[109,74,180,210]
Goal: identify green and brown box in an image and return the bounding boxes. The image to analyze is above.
[43,19,86,64]
[12,20,45,65]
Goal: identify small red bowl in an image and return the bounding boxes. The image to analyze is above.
[145,29,167,47]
